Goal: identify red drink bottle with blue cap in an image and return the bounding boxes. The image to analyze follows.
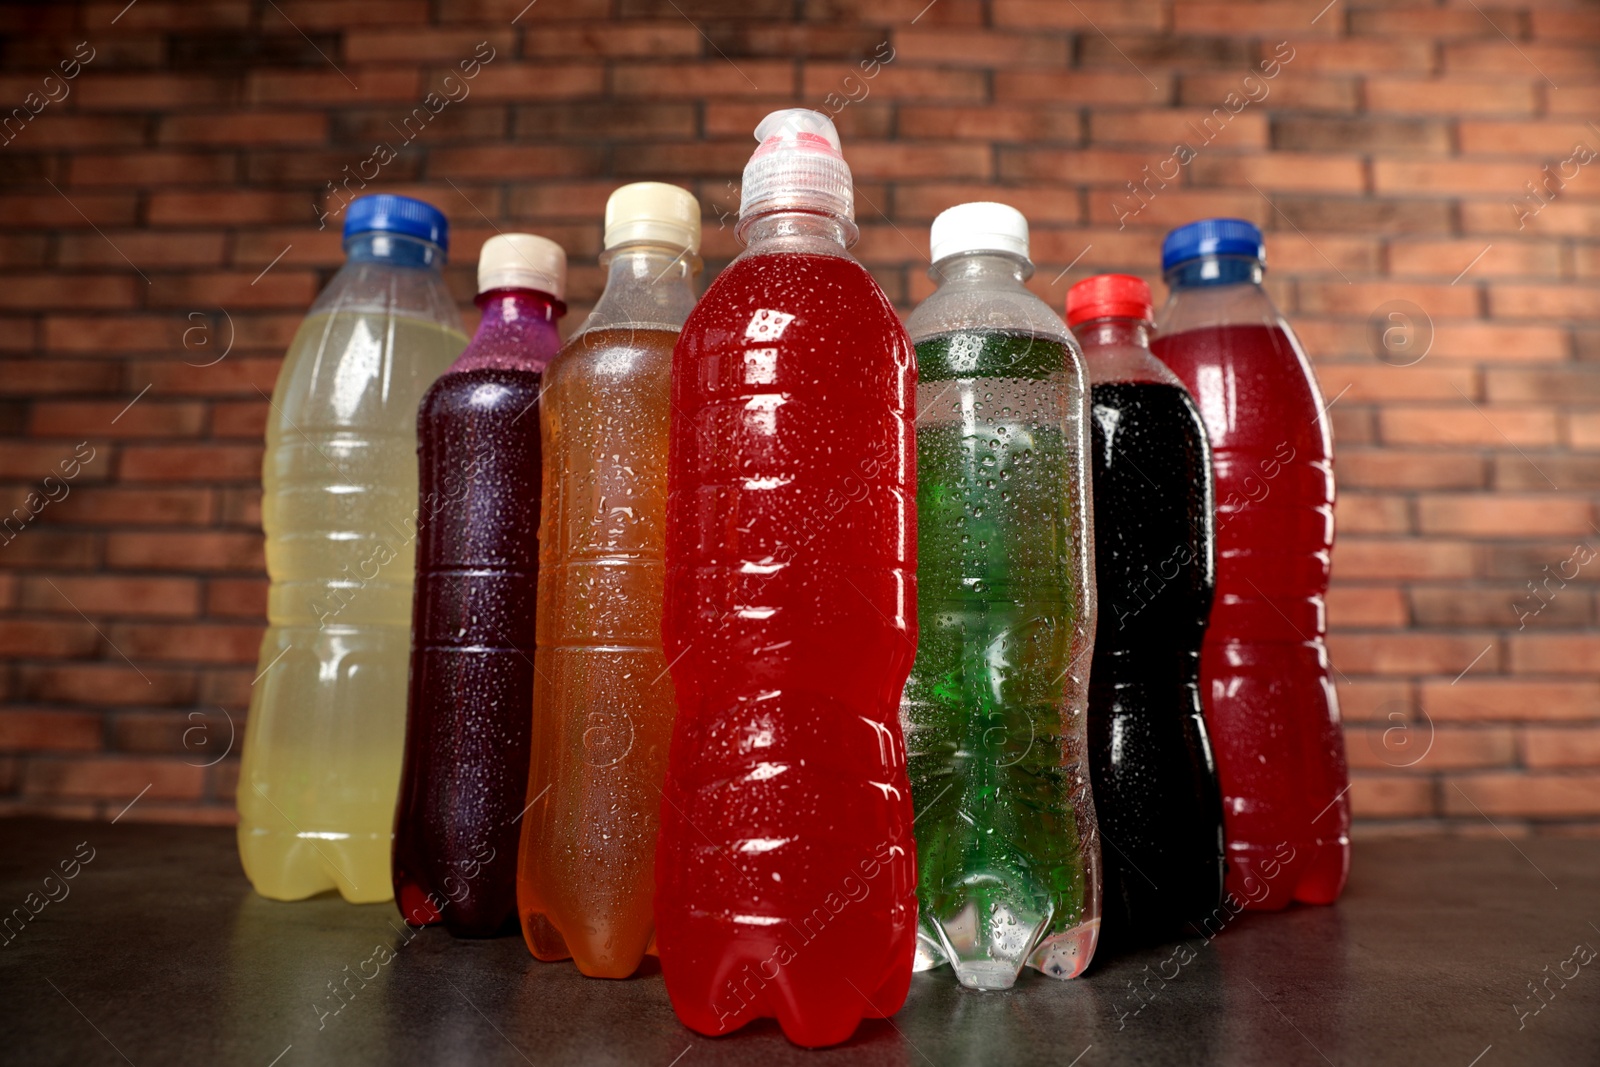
[657,109,918,1047]
[391,235,566,935]
[1150,219,1349,910]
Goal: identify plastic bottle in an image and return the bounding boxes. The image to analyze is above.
[392,233,566,934]
[901,202,1100,990]
[656,110,918,1047]
[516,183,701,977]
[238,195,467,903]
[1067,273,1225,947]
[1149,219,1349,910]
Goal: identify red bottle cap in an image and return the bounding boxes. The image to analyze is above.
[1065,273,1153,327]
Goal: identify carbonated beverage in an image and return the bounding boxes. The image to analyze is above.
[517,183,701,977]
[901,202,1100,990]
[1150,219,1349,910]
[657,110,918,1047]
[1068,272,1225,946]
[392,233,566,934]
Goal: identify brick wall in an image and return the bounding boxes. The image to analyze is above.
[1,0,1598,831]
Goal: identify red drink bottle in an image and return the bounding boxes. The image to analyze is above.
[1149,219,1349,910]
[657,109,919,1047]
[392,234,566,935]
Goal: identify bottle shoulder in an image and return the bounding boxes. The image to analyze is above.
[906,282,1072,350]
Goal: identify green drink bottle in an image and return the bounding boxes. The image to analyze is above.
[901,202,1101,990]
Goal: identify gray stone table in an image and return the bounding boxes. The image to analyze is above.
[1,817,1596,1066]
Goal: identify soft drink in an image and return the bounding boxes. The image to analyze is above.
[901,202,1100,990]
[238,195,467,902]
[392,234,566,934]
[657,110,918,1047]
[1150,219,1349,909]
[1068,272,1225,946]
[517,183,701,977]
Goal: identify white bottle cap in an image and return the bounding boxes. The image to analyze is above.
[604,182,701,254]
[477,233,566,299]
[738,108,856,241]
[929,202,1031,265]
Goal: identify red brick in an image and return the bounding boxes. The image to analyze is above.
[996,70,1170,106]
[105,622,262,665]
[1188,152,1365,193]
[159,112,328,147]
[1509,634,1600,675]
[1327,584,1408,627]
[1182,71,1358,112]
[17,576,200,619]
[428,144,608,180]
[1366,77,1538,117]
[1088,108,1269,150]
[1417,493,1593,537]
[1171,2,1339,35]
[1337,449,1487,491]
[1388,240,1560,280]
[23,755,204,801]
[1444,774,1600,818]
[207,578,268,619]
[0,619,100,658]
[50,487,212,527]
[613,62,788,99]
[1458,120,1596,156]
[891,27,1066,66]
[345,27,517,62]
[1328,633,1499,676]
[67,152,236,188]
[1524,728,1600,769]
[991,0,1164,31]
[1350,8,1517,38]
[76,74,237,111]
[246,68,420,106]
[1426,678,1600,722]
[1334,539,1478,580]
[1380,405,1558,448]
[1290,39,1435,74]
[1491,285,1600,322]
[1347,725,1514,771]
[105,531,263,573]
[0,709,102,752]
[1446,42,1600,79]
[1351,775,1434,819]
[13,664,196,707]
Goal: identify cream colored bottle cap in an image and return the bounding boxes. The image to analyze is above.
[477,233,566,299]
[603,182,701,254]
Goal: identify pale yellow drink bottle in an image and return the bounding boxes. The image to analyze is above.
[237,195,467,902]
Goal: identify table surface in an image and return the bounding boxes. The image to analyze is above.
[0,818,1596,1067]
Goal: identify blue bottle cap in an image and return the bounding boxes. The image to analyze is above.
[1161,218,1265,272]
[343,194,450,253]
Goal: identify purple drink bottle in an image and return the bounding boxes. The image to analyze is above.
[392,234,566,935]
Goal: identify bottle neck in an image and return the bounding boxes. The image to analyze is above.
[1165,254,1263,290]
[1074,317,1151,350]
[344,231,445,270]
[738,211,855,256]
[580,242,700,334]
[450,288,564,375]
[930,250,1033,287]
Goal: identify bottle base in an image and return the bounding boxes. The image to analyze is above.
[237,823,393,904]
